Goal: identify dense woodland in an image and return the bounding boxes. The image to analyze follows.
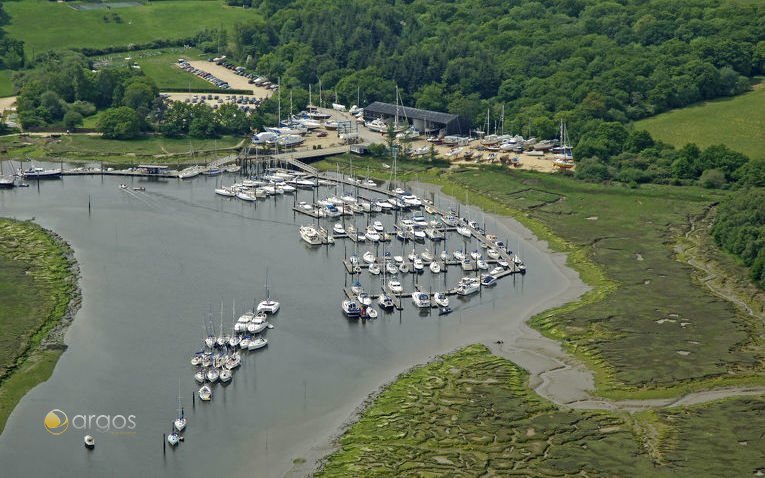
[712,188,765,289]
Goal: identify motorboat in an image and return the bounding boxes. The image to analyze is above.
[299,225,323,245]
[429,261,441,274]
[481,274,498,287]
[393,255,404,264]
[411,292,431,308]
[84,435,96,449]
[373,220,384,232]
[461,259,475,271]
[490,266,505,276]
[362,251,377,264]
[399,262,410,273]
[365,227,381,242]
[413,258,424,273]
[470,250,481,260]
[248,336,268,350]
[368,263,381,275]
[456,226,472,237]
[396,228,409,241]
[411,228,426,242]
[438,306,453,316]
[442,215,459,227]
[356,291,372,306]
[215,187,236,197]
[246,312,269,334]
[498,258,510,268]
[198,384,212,401]
[453,250,466,261]
[487,248,500,259]
[433,292,449,307]
[333,223,346,235]
[378,293,395,310]
[425,228,444,241]
[457,279,480,296]
[388,280,403,293]
[362,306,378,319]
[342,299,361,318]
[385,261,398,275]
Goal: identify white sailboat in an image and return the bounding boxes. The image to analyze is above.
[174,380,186,432]
[257,270,280,314]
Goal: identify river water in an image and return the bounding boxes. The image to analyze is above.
[0,163,572,477]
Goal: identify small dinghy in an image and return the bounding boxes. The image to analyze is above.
[84,435,95,449]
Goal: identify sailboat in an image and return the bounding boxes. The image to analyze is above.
[256,269,280,314]
[174,380,186,432]
[553,120,575,169]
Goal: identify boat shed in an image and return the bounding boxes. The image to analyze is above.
[363,102,468,136]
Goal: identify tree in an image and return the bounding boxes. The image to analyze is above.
[63,111,83,131]
[699,168,726,189]
[97,106,141,139]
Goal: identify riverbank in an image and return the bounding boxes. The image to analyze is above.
[0,219,81,433]
[307,160,764,475]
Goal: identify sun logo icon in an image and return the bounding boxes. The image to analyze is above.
[44,409,69,435]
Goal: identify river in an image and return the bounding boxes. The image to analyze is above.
[0,163,575,477]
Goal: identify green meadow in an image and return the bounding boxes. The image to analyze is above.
[3,0,260,53]
[317,345,765,477]
[95,47,212,90]
[637,83,765,161]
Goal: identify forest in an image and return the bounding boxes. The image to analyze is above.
[712,188,765,289]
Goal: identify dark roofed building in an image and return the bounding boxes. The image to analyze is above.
[363,102,468,136]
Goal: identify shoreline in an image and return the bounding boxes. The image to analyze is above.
[0,220,82,434]
[288,180,593,477]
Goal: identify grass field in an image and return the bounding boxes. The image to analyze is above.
[0,219,76,433]
[4,0,260,53]
[94,47,212,90]
[0,70,16,98]
[0,134,243,164]
[443,167,763,397]
[636,83,765,161]
[317,344,765,477]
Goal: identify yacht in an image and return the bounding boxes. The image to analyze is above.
[481,274,498,287]
[377,293,395,310]
[206,367,219,383]
[433,292,449,307]
[442,215,459,227]
[342,299,361,318]
[299,225,323,245]
[413,258,424,273]
[487,248,500,259]
[411,228,426,242]
[194,369,205,384]
[247,336,268,350]
[368,263,381,275]
[429,261,441,274]
[365,118,389,133]
[246,312,269,334]
[439,250,449,261]
[198,384,212,401]
[490,266,505,276]
[477,259,489,270]
[399,262,410,273]
[363,306,378,319]
[456,278,480,296]
[411,292,431,308]
[373,220,384,232]
[333,223,346,235]
[453,250,466,261]
[362,251,377,264]
[356,291,373,306]
[365,227,381,242]
[21,167,62,180]
[388,280,403,293]
[393,255,404,264]
[385,261,398,275]
[456,225,472,237]
[219,368,232,383]
[461,258,475,271]
[425,228,444,241]
[257,274,280,314]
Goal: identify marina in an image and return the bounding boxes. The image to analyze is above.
[0,159,567,478]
